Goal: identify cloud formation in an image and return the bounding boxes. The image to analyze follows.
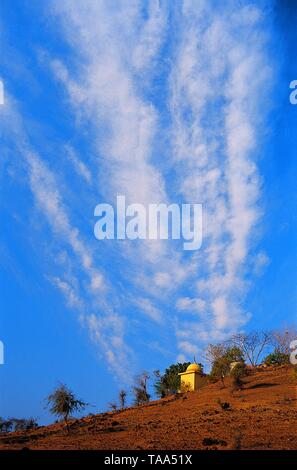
[49,0,274,360]
[1,0,274,377]
[169,0,273,352]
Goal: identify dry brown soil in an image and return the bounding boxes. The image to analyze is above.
[1,366,296,450]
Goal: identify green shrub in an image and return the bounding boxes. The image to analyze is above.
[264,350,290,366]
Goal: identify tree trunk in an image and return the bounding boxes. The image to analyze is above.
[64,415,69,433]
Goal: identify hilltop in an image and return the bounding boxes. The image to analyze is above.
[0,366,296,450]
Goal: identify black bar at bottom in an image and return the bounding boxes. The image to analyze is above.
[0,450,296,467]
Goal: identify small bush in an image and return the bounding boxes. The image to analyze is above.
[202,437,227,447]
[108,402,117,412]
[217,398,230,410]
[279,394,294,406]
[180,382,192,393]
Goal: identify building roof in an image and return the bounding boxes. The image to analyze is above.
[186,363,202,373]
[178,363,203,376]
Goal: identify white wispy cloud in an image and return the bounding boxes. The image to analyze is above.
[170,0,273,353]
[51,1,166,205]
[253,251,270,276]
[51,276,82,309]
[133,297,163,324]
[65,145,92,184]
[86,313,132,382]
[131,0,167,72]
[178,340,199,357]
[49,1,190,318]
[27,152,105,291]
[49,0,274,360]
[50,1,177,275]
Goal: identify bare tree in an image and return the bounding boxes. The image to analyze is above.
[271,326,297,354]
[119,390,127,409]
[203,343,227,365]
[228,331,271,367]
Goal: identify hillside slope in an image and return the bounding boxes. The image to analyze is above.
[1,366,296,450]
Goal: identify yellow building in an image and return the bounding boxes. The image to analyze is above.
[178,363,204,392]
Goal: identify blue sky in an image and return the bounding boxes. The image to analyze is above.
[0,0,297,423]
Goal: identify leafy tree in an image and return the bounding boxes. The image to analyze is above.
[224,347,244,363]
[154,362,192,398]
[119,390,127,409]
[209,346,244,386]
[264,350,290,366]
[46,384,87,431]
[230,362,247,389]
[209,357,230,386]
[132,372,150,405]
